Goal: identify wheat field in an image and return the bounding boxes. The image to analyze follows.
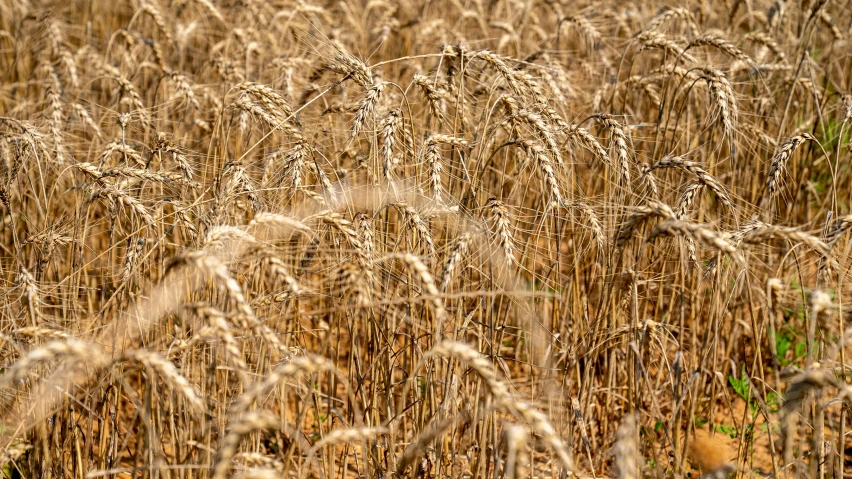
[0,0,851,478]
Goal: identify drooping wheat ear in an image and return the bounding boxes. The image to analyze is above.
[736,222,834,268]
[153,133,194,181]
[319,212,371,270]
[235,452,285,471]
[101,69,149,123]
[169,201,198,240]
[593,115,631,185]
[441,232,471,290]
[99,139,146,167]
[16,267,40,324]
[425,342,576,472]
[740,123,778,148]
[392,202,436,256]
[167,71,199,110]
[567,127,611,168]
[41,63,66,165]
[703,219,763,276]
[499,94,520,118]
[229,355,341,414]
[781,78,823,104]
[515,109,563,167]
[186,304,249,374]
[534,54,576,103]
[329,51,374,88]
[43,20,77,84]
[644,8,698,36]
[0,339,105,391]
[486,198,516,265]
[395,416,461,476]
[643,84,662,108]
[334,262,372,308]
[816,10,842,41]
[512,400,577,472]
[472,50,531,96]
[425,341,509,397]
[841,93,852,122]
[71,104,103,139]
[139,1,173,43]
[216,161,260,212]
[696,68,737,140]
[826,214,852,248]
[647,220,744,266]
[92,184,155,225]
[191,0,225,24]
[304,426,389,477]
[373,4,400,44]
[518,139,562,205]
[147,37,169,71]
[169,252,252,320]
[614,414,640,479]
[250,212,312,234]
[380,109,402,179]
[687,35,755,65]
[233,98,301,137]
[167,251,285,353]
[422,134,468,204]
[428,134,469,149]
[636,32,697,63]
[277,140,308,190]
[646,156,733,210]
[638,162,659,197]
[351,81,386,137]
[122,237,143,282]
[236,82,293,118]
[567,201,605,250]
[562,15,600,54]
[766,134,816,197]
[413,74,446,121]
[355,212,374,257]
[14,327,71,341]
[121,349,205,414]
[211,412,279,479]
[538,105,571,132]
[389,253,447,326]
[253,249,307,295]
[100,165,195,187]
[306,158,338,205]
[675,183,703,249]
[570,397,595,470]
[204,225,257,249]
[744,32,786,63]
[648,64,702,83]
[615,201,676,247]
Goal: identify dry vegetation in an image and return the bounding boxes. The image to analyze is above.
[1,0,852,478]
